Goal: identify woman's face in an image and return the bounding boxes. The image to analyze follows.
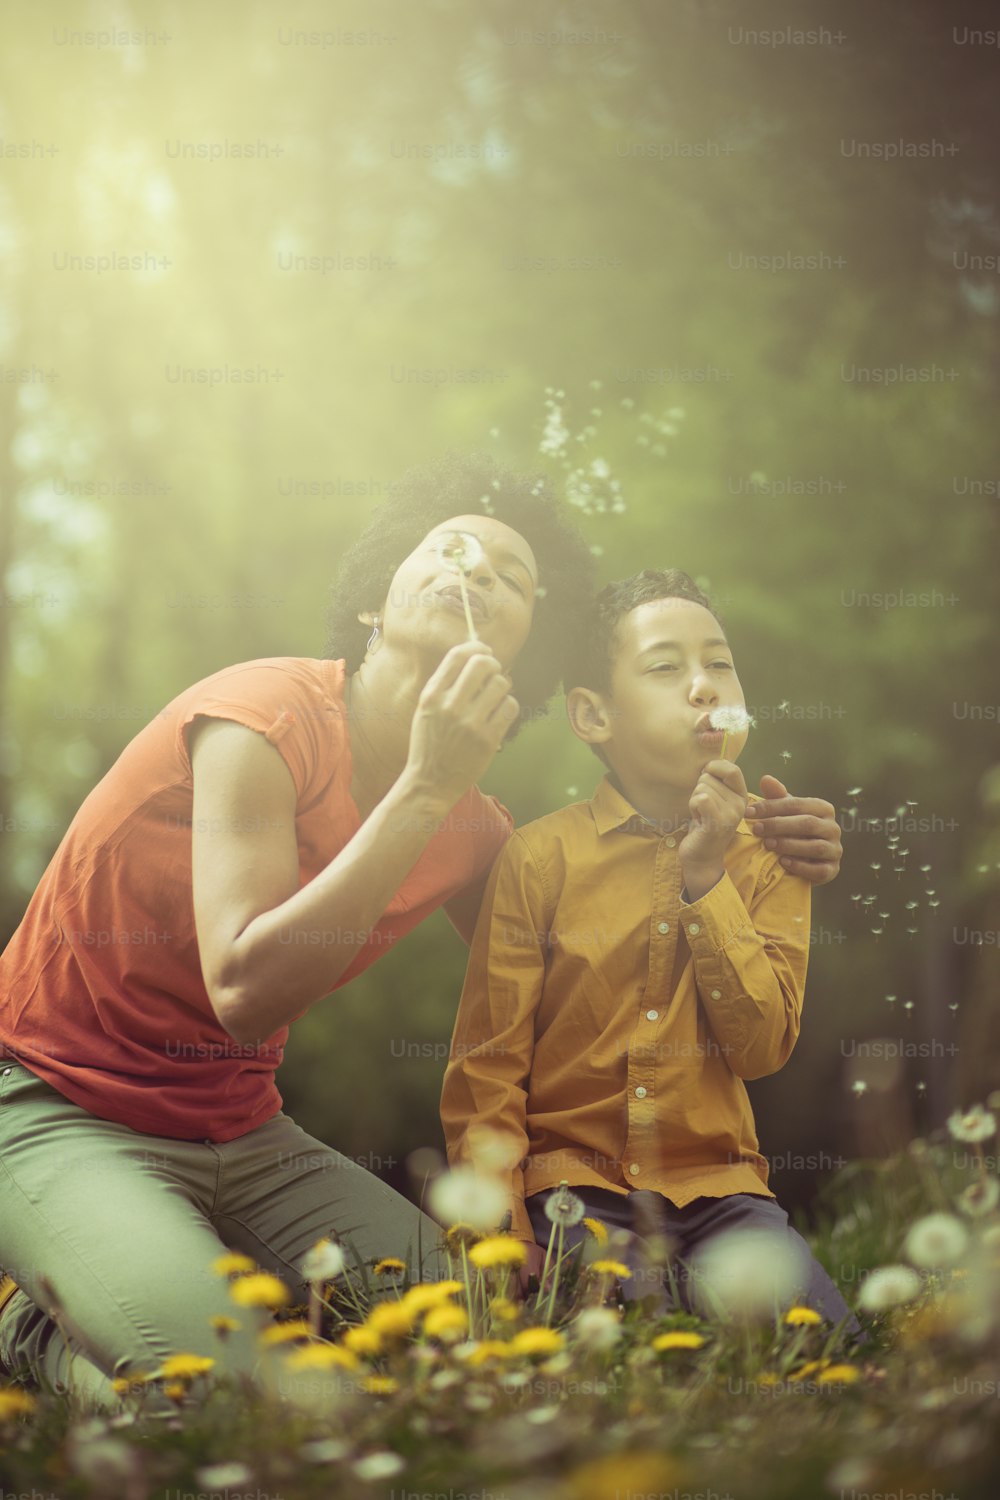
[376,514,539,671]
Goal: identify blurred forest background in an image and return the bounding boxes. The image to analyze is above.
[2,0,999,1220]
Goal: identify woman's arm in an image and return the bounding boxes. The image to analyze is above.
[191,644,518,1044]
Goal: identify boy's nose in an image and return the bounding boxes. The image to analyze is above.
[689,674,719,705]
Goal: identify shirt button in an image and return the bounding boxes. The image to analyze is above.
[688,922,701,935]
[657,921,670,935]
[1,1067,10,1076]
[646,1009,659,1021]
[635,1086,647,1098]
[665,837,676,848]
[710,988,722,1000]
[628,1163,640,1176]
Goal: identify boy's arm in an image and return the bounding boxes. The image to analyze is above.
[677,859,810,1080]
[440,834,548,1241]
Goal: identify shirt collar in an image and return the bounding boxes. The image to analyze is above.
[587,773,754,840]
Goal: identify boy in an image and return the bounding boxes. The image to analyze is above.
[441,569,859,1337]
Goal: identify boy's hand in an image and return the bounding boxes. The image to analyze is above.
[680,759,748,900]
[743,774,843,885]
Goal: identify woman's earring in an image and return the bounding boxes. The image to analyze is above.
[365,615,382,653]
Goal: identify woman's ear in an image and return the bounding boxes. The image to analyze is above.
[566,686,613,748]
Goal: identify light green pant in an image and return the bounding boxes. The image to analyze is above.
[0,1061,444,1413]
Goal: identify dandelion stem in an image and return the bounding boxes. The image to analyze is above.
[456,571,478,641]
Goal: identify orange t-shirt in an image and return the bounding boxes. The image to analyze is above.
[0,657,513,1141]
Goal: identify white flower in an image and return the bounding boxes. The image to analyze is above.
[197,1463,253,1489]
[428,1167,508,1231]
[956,1177,1000,1217]
[544,1182,585,1226]
[301,1238,346,1282]
[856,1264,923,1312]
[571,1307,622,1351]
[947,1105,997,1144]
[708,706,756,734]
[437,530,485,576]
[904,1212,969,1270]
[352,1451,405,1482]
[687,1227,807,1321]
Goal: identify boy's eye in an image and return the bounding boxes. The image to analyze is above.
[648,663,678,672]
[502,574,526,595]
[710,660,733,670]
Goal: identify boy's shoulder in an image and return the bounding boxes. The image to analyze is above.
[510,795,593,854]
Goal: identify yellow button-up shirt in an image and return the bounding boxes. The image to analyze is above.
[441,776,811,1240]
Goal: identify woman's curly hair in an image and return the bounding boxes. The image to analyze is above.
[322,450,597,737]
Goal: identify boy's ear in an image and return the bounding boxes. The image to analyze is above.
[566,686,614,747]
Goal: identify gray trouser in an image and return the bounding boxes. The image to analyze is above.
[0,1061,444,1411]
[527,1185,863,1343]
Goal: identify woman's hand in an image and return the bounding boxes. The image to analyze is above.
[743,774,843,885]
[405,639,519,810]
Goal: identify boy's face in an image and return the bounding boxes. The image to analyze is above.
[591,597,749,794]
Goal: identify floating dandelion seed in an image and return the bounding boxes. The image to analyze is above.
[846,786,863,797]
[850,893,862,903]
[709,705,756,759]
[903,1000,914,1012]
[851,1080,868,1097]
[871,928,883,937]
[885,994,897,1005]
[948,1002,959,1012]
[906,800,918,809]
[905,902,919,911]
[915,1080,927,1095]
[438,531,485,641]
[780,750,792,763]
[777,700,790,715]
[870,863,881,873]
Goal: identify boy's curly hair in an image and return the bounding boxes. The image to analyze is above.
[562,569,722,764]
[322,450,598,737]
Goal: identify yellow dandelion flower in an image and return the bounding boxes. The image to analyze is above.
[285,1343,359,1372]
[757,1372,782,1387]
[228,1274,291,1310]
[366,1301,415,1339]
[508,1327,564,1358]
[794,1359,832,1378]
[423,1304,469,1343]
[784,1306,823,1326]
[363,1375,399,1395]
[157,1354,216,1380]
[209,1315,241,1337]
[582,1217,609,1245]
[374,1257,407,1276]
[465,1339,515,1365]
[588,1259,632,1279]
[343,1326,382,1357]
[817,1363,859,1385]
[163,1382,188,1403]
[469,1237,528,1270]
[258,1320,312,1346]
[211,1252,257,1277]
[571,1452,679,1500]
[651,1332,705,1352]
[0,1388,37,1419]
[489,1296,518,1323]
[400,1281,464,1316]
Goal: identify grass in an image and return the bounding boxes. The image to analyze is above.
[1,1126,999,1500]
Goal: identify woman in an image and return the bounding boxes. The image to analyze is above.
[0,453,842,1408]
